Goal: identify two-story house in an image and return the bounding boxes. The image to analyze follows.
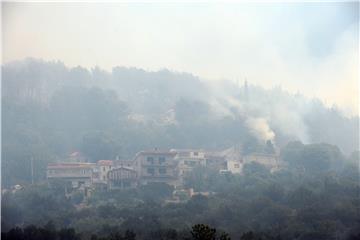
[133,150,179,186]
[47,162,96,188]
[172,149,207,184]
[107,166,138,189]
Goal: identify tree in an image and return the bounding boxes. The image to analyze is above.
[281,142,344,174]
[59,228,79,240]
[190,224,217,240]
[243,162,270,177]
[124,230,136,240]
[4,227,24,240]
[301,144,340,173]
[139,182,174,201]
[81,131,121,162]
[174,99,210,125]
[240,232,257,240]
[280,141,304,169]
[186,195,209,214]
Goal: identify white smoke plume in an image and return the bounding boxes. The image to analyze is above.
[246,117,275,142]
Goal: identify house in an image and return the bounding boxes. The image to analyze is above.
[133,149,179,186]
[220,159,242,174]
[219,146,243,174]
[171,149,207,184]
[47,162,95,188]
[218,147,280,174]
[96,160,114,183]
[113,159,134,168]
[107,166,138,189]
[46,146,282,192]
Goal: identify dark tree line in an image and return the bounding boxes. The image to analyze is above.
[2,144,359,240]
[3,223,360,240]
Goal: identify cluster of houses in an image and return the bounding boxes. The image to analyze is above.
[46,147,280,192]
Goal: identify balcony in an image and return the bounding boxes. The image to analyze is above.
[141,161,177,167]
[47,171,92,179]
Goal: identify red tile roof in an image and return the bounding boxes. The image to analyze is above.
[47,162,95,169]
[97,160,114,166]
[139,150,177,156]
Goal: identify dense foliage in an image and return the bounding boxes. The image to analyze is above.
[2,145,359,240]
[2,58,359,239]
[2,58,359,187]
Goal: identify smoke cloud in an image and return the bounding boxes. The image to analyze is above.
[246,117,275,142]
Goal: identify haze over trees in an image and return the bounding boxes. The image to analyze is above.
[2,145,359,239]
[2,58,359,187]
[2,1,359,239]
[1,58,360,240]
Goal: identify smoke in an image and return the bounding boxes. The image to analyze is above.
[246,117,275,142]
[205,80,312,145]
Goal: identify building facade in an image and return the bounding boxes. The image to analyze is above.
[220,159,242,174]
[96,160,114,183]
[47,162,95,188]
[172,149,207,183]
[107,166,137,189]
[46,147,281,191]
[133,150,179,186]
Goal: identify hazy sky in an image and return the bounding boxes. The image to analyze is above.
[2,2,359,115]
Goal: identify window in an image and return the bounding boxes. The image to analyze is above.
[234,164,240,168]
[159,168,167,174]
[193,152,199,156]
[103,167,105,171]
[147,168,155,175]
[147,157,154,164]
[159,157,166,164]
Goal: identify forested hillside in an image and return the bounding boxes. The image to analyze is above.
[2,148,359,239]
[2,58,359,187]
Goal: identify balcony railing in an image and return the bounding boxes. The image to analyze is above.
[47,172,92,178]
[141,161,177,167]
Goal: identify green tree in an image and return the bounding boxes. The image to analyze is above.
[190,224,217,240]
[59,228,79,240]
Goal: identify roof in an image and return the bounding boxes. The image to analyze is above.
[97,160,114,166]
[109,166,137,172]
[138,150,177,156]
[170,149,204,153]
[204,152,226,159]
[47,162,95,169]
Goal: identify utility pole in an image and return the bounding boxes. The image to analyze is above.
[244,77,249,101]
